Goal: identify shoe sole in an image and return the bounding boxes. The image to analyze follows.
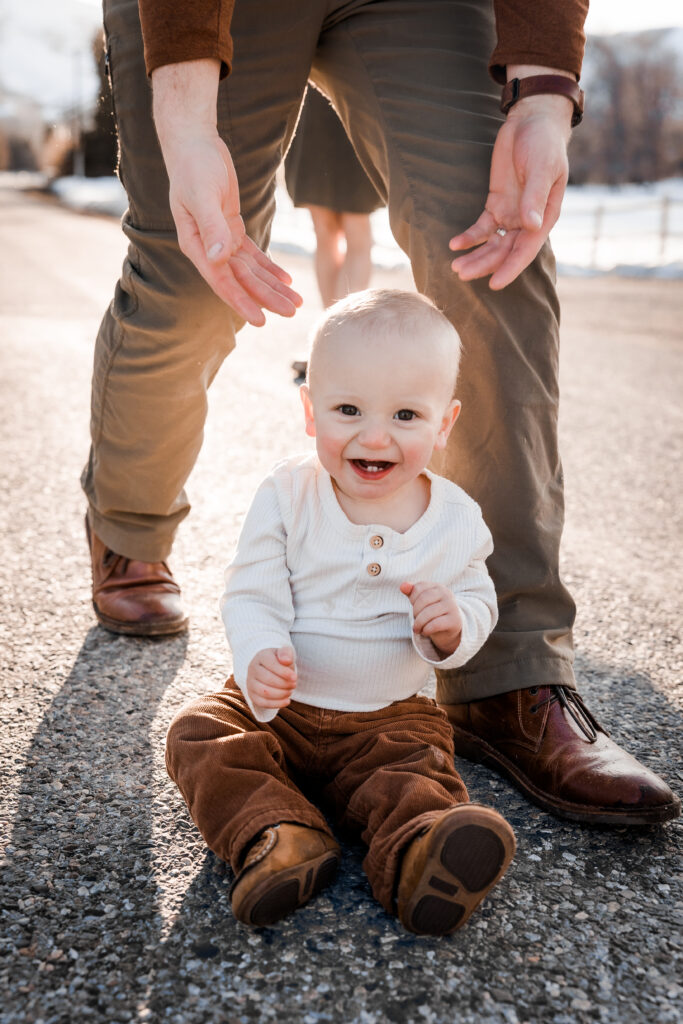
[400,805,516,936]
[451,727,682,826]
[92,602,189,637]
[234,851,340,927]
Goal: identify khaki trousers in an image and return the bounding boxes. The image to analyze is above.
[165,682,468,913]
[82,0,576,701]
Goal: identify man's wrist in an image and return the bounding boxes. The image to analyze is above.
[152,59,221,145]
[503,65,582,128]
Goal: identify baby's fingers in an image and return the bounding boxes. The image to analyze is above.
[420,613,457,638]
[254,661,297,689]
[256,648,297,682]
[275,645,297,669]
[250,680,294,708]
[412,601,448,635]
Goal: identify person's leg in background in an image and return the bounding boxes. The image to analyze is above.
[308,205,346,307]
[338,211,374,295]
[306,206,374,307]
[83,0,322,635]
[312,0,679,824]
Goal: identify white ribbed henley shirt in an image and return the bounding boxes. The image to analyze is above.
[221,454,497,722]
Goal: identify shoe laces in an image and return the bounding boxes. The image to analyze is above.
[529,686,600,743]
[103,549,129,572]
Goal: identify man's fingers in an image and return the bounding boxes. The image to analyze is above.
[520,158,567,234]
[451,232,515,281]
[174,205,300,324]
[248,257,304,307]
[174,215,264,318]
[231,254,301,317]
[449,209,499,252]
[242,236,297,287]
[488,233,545,291]
[208,263,269,325]
[186,200,236,267]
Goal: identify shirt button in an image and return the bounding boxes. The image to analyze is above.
[370,535,384,548]
[367,562,381,576]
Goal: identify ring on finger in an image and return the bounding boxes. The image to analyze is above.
[495,227,507,237]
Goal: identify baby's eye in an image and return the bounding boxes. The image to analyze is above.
[337,404,360,417]
[395,409,417,421]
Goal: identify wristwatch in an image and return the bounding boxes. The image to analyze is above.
[501,75,585,127]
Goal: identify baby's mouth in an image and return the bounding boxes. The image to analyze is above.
[351,459,395,479]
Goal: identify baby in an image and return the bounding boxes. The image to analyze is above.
[166,289,515,934]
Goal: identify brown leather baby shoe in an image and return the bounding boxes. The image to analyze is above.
[397,804,516,936]
[86,517,188,636]
[441,686,681,826]
[230,824,341,927]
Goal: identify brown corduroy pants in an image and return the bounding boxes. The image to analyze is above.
[165,681,468,913]
[83,0,577,702]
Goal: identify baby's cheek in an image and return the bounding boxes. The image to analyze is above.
[316,432,345,465]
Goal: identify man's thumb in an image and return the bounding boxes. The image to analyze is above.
[520,169,552,233]
[193,206,231,263]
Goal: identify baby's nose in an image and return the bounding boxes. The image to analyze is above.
[358,421,392,449]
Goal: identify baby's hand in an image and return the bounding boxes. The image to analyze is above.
[400,581,463,657]
[246,646,297,711]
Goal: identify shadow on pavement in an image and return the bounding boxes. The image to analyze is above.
[2,644,680,1023]
[2,627,187,1023]
[137,654,682,1022]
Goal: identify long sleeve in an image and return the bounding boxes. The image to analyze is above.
[138,0,234,78]
[220,476,295,721]
[489,0,589,83]
[411,515,498,670]
[218,456,496,717]
[137,0,587,85]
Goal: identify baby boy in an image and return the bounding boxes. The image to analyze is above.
[165,289,516,934]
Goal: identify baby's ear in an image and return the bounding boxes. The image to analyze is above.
[299,384,317,438]
[434,399,461,450]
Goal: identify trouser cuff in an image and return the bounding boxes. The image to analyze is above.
[86,506,176,563]
[436,655,576,705]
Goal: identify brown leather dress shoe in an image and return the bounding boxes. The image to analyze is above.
[397,804,516,936]
[87,518,188,636]
[441,686,681,826]
[230,824,340,927]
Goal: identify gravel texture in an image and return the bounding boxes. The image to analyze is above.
[1,185,681,1024]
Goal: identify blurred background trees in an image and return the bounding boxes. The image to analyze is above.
[1,25,682,187]
[569,30,683,184]
[48,30,117,178]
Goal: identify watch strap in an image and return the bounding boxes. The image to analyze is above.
[501,75,585,127]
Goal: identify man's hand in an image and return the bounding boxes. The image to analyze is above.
[153,60,302,326]
[401,581,463,657]
[450,66,575,290]
[246,646,298,712]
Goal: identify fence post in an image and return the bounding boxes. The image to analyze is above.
[591,204,604,270]
[659,196,670,265]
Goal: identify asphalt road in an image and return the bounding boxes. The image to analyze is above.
[1,183,682,1024]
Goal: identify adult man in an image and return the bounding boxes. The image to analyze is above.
[83,0,680,825]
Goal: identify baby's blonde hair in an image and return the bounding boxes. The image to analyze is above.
[307,289,461,395]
